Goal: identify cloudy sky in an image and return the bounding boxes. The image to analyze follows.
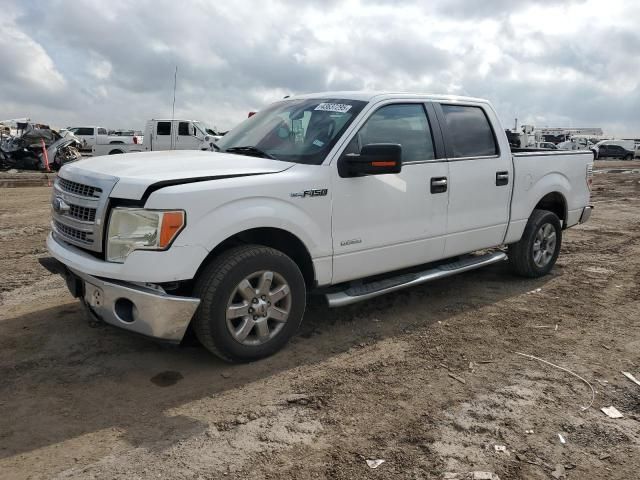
[1,0,639,136]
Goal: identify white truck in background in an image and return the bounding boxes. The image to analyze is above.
[45,92,593,362]
[68,126,138,152]
[92,119,220,156]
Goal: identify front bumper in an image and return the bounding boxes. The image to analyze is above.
[44,258,200,342]
[579,205,593,224]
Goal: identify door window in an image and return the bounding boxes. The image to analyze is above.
[178,122,191,136]
[70,127,94,136]
[346,104,435,162]
[157,122,171,135]
[441,105,498,158]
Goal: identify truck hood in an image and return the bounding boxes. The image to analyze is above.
[61,150,295,199]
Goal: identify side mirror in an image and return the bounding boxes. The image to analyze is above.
[339,143,402,177]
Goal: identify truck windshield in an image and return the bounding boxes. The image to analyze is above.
[216,98,367,165]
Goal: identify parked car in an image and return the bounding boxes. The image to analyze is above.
[595,144,635,160]
[91,119,218,156]
[68,126,137,151]
[537,142,558,149]
[45,92,593,362]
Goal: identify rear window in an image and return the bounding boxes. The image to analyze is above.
[441,105,498,158]
[157,122,171,135]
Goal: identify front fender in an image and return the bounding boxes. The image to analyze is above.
[182,196,332,259]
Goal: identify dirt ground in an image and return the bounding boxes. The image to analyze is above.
[0,162,638,480]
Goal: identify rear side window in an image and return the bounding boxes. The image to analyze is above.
[157,122,171,135]
[441,105,497,158]
[347,104,435,162]
[97,128,107,135]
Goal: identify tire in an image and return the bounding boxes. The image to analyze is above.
[108,149,123,155]
[192,245,306,362]
[508,209,562,278]
[624,154,633,161]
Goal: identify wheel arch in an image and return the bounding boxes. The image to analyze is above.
[533,191,567,227]
[194,227,316,289]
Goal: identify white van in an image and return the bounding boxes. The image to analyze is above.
[92,119,220,156]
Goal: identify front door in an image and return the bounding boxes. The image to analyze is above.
[435,103,512,257]
[331,102,449,284]
[175,121,203,150]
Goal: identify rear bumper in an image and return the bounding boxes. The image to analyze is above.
[42,257,200,342]
[579,205,593,224]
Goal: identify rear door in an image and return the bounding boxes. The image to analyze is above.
[154,121,173,150]
[330,101,449,283]
[96,127,108,145]
[434,103,513,257]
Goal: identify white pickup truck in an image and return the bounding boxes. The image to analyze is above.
[68,126,137,152]
[92,119,219,157]
[45,92,593,362]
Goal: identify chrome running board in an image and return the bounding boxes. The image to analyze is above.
[325,251,507,307]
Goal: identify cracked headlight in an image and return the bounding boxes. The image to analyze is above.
[106,208,185,263]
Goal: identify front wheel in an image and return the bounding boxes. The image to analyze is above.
[624,154,633,161]
[193,245,306,362]
[508,209,562,278]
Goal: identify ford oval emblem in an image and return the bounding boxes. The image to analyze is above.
[52,196,70,213]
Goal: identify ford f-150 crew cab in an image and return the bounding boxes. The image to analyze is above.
[46,92,594,362]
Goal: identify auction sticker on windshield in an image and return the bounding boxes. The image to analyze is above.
[314,103,352,113]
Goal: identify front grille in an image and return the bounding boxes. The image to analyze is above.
[52,174,116,252]
[58,178,102,198]
[68,204,97,222]
[54,220,92,244]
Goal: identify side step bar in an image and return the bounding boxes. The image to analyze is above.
[325,251,507,307]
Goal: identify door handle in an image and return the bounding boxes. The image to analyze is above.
[496,171,509,186]
[430,177,447,194]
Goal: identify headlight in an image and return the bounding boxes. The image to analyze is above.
[106,208,185,263]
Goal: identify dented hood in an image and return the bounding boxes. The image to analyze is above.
[60,150,294,199]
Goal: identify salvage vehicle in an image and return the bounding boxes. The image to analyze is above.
[91,119,219,156]
[45,92,593,362]
[68,126,137,152]
[1,123,82,170]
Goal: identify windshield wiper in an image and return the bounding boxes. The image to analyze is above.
[225,146,276,159]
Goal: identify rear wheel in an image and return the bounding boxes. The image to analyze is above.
[193,245,306,362]
[509,209,562,278]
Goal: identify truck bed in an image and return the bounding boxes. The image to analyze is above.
[505,149,593,243]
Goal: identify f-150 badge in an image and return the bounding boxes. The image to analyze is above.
[290,189,328,198]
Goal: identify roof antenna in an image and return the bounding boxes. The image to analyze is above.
[171,65,178,121]
[171,65,177,150]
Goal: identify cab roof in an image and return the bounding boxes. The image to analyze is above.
[290,91,489,104]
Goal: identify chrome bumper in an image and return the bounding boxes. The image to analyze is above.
[68,267,200,342]
[579,205,593,224]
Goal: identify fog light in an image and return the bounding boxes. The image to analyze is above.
[114,298,135,323]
